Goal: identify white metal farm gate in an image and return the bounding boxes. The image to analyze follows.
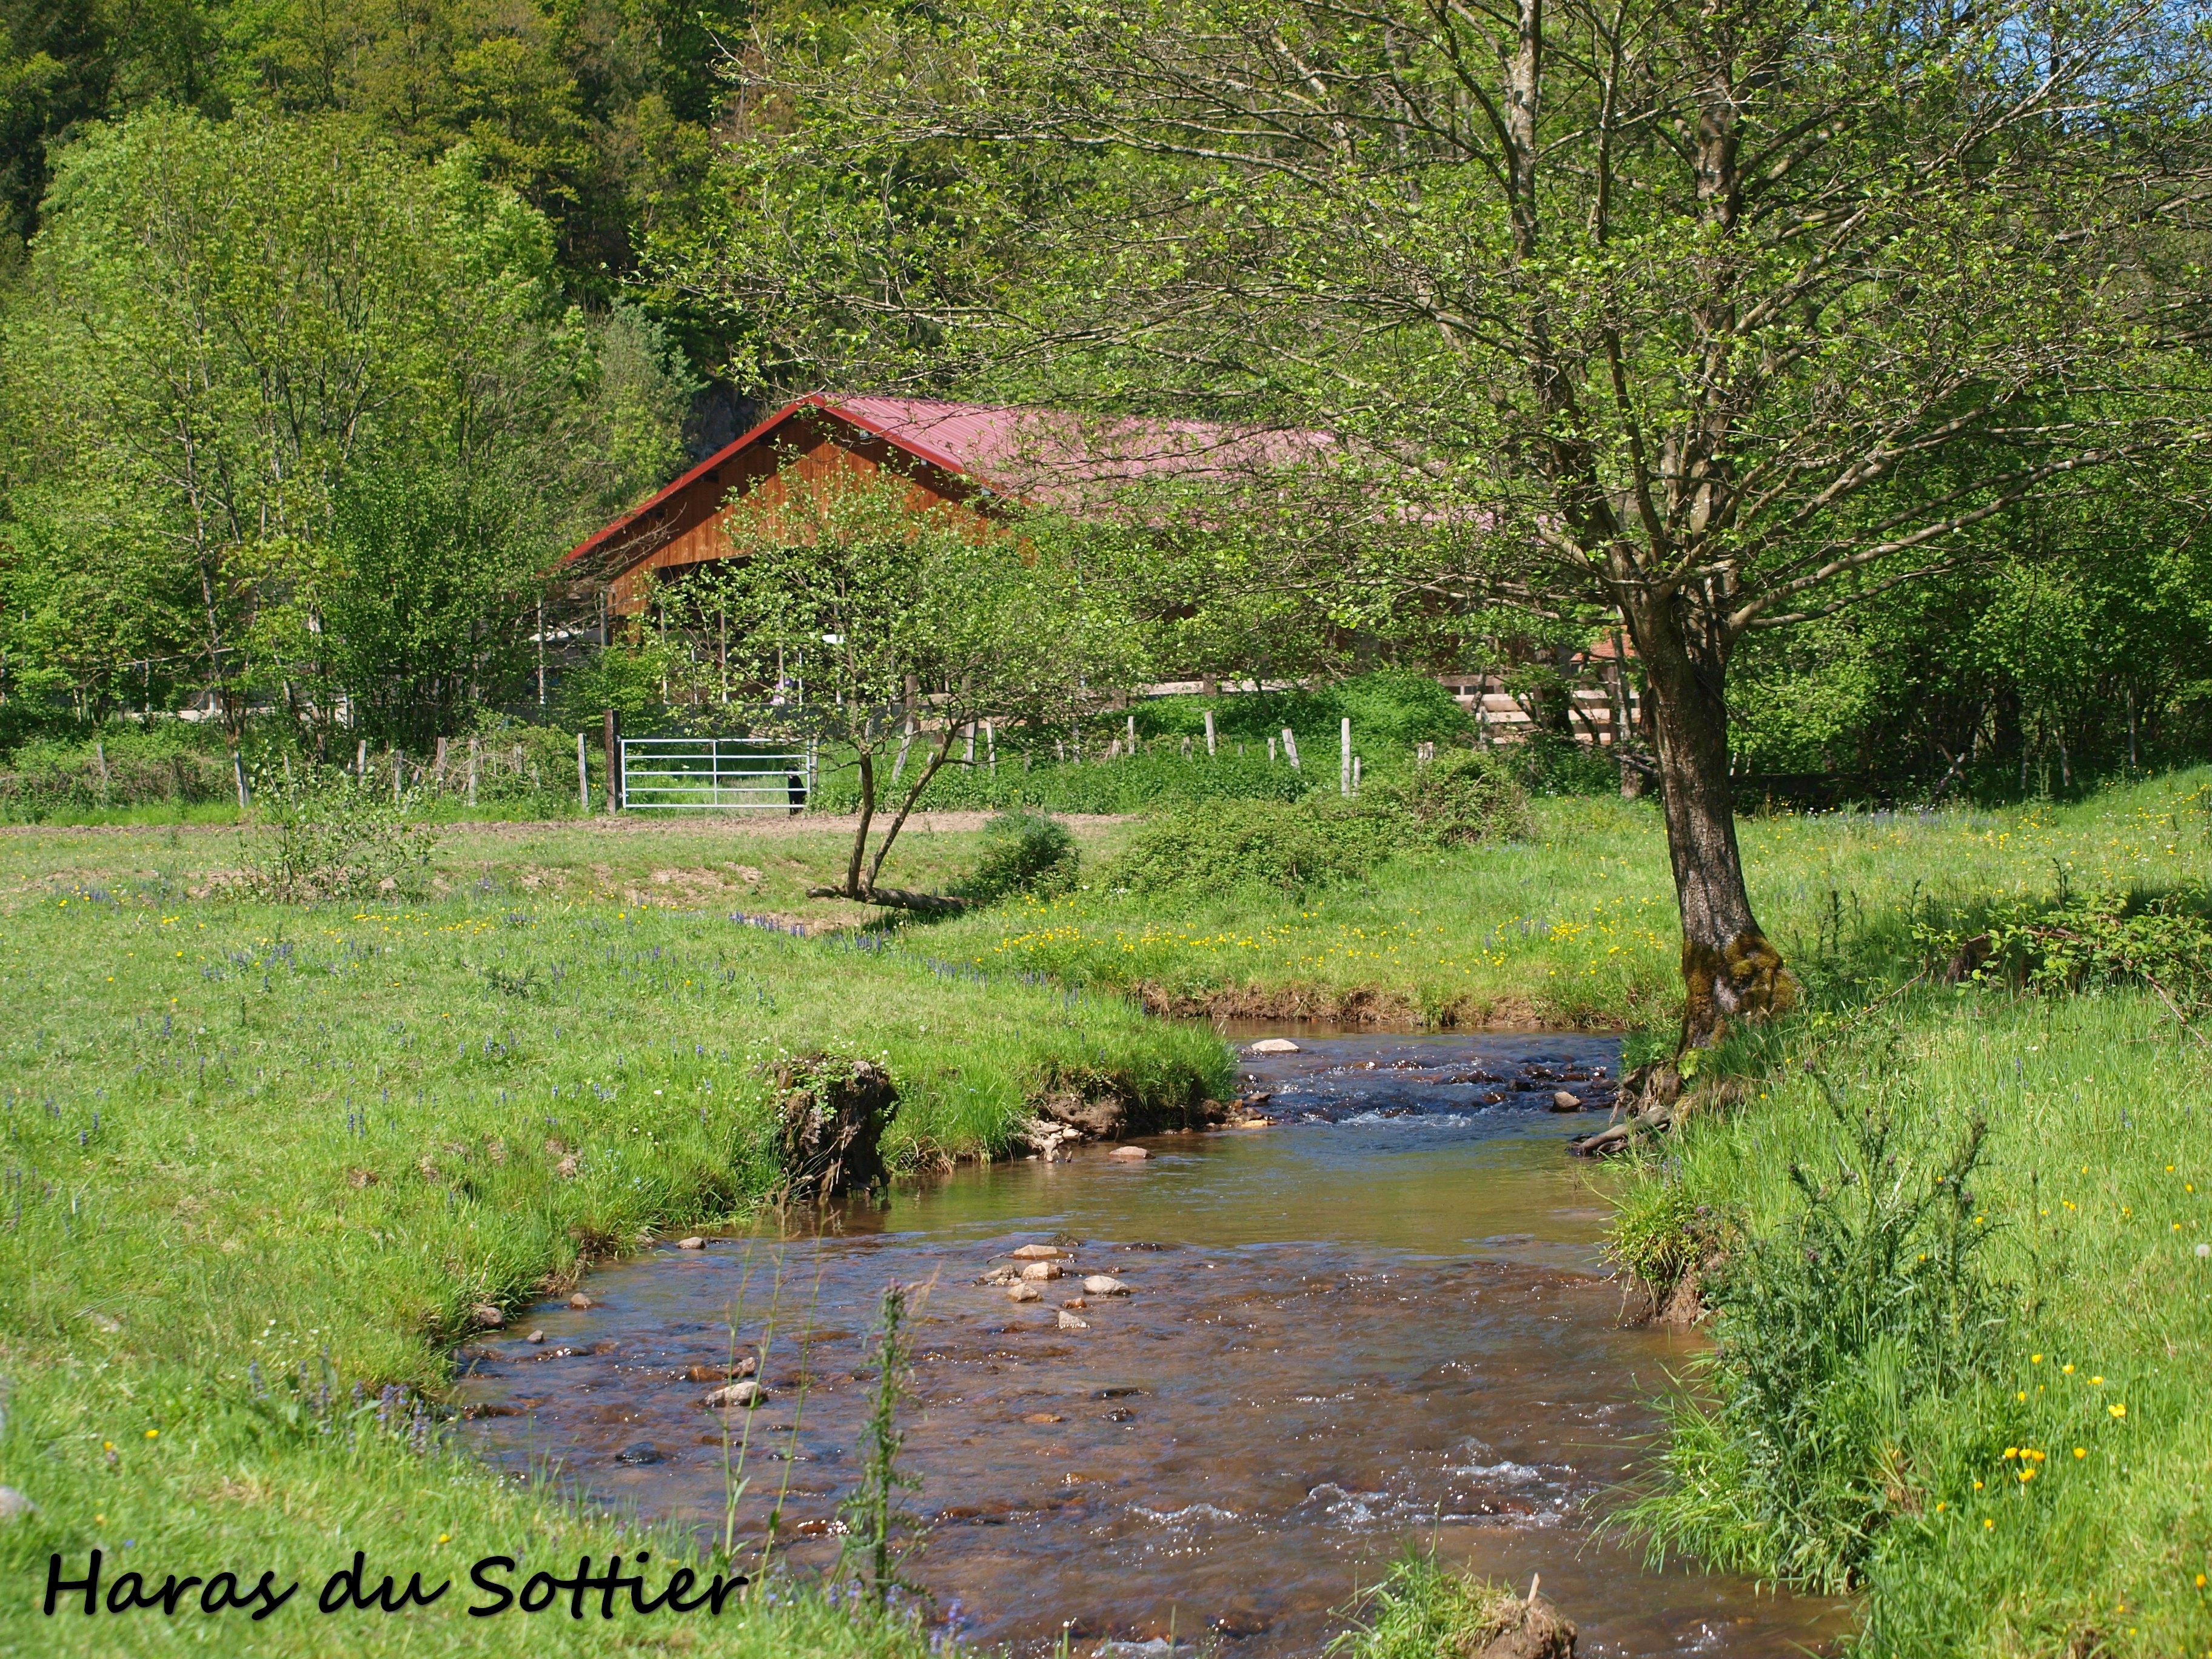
[616,736,816,812]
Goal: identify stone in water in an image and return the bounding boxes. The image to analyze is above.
[1109,1146,1149,1160]
[1082,1275,1131,1296]
[1058,1310,1090,1331]
[1007,1282,1042,1302]
[1010,1244,1067,1259]
[1020,1260,1062,1281]
[1247,1039,1301,1054]
[703,1379,762,1410]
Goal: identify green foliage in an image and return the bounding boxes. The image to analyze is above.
[954,811,1078,903]
[1136,671,1474,751]
[839,1284,925,1610]
[0,725,232,819]
[251,765,440,902]
[1098,799,1391,897]
[1330,1550,1524,1659]
[1917,885,2212,1011]
[1,109,692,744]
[1608,1178,1731,1304]
[1624,1084,2006,1591]
[1362,749,1529,846]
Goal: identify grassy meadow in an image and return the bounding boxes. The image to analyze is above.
[0,769,2207,1655]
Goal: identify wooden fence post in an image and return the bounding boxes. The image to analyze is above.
[603,709,620,811]
[1281,728,1301,769]
[1339,717,1352,796]
[1204,709,1216,756]
[576,731,590,813]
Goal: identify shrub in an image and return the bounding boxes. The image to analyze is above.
[1362,749,1530,845]
[1918,884,2212,1012]
[0,725,232,817]
[954,811,1079,903]
[251,765,439,902]
[1097,799,1390,896]
[1623,1085,2005,1590]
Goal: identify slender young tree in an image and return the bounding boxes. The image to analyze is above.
[665,0,2211,1042]
[705,458,1101,906]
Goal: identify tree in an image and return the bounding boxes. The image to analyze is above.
[1,108,690,743]
[668,0,2211,1043]
[702,458,1101,907]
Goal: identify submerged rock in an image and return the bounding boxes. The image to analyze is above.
[1058,1310,1090,1331]
[1108,1146,1150,1160]
[1011,1244,1067,1259]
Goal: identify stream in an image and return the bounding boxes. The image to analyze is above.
[457,1031,1848,1656]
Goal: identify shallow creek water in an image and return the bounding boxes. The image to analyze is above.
[458,1032,1846,1657]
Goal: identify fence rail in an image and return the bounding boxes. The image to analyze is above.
[618,736,816,813]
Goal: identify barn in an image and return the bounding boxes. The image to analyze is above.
[560,392,1323,615]
[558,392,1639,754]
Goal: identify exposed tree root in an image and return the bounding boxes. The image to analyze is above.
[805,884,974,914]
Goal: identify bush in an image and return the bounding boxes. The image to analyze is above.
[0,725,232,818]
[1097,799,1390,896]
[1363,749,1530,846]
[954,811,1079,903]
[1623,1087,2005,1590]
[251,765,439,902]
[1136,668,1475,751]
[1917,884,2212,1011]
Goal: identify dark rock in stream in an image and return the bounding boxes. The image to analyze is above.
[617,1443,663,1465]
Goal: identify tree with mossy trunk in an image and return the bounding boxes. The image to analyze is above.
[699,460,1098,907]
[659,0,2208,1044]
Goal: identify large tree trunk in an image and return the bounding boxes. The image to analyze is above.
[1620,594,1797,1048]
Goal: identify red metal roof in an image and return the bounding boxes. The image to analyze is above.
[562,394,1333,568]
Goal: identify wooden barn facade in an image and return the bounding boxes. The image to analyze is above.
[560,393,1638,749]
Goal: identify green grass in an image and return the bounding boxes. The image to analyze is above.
[1613,990,2212,1657]
[0,841,1224,1655]
[2,773,2210,1655]
[920,773,2212,1028]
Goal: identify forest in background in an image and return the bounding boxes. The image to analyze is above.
[1,0,2209,799]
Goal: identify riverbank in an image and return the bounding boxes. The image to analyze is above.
[1,773,2207,1654]
[1612,986,2212,1657]
[0,861,1222,1656]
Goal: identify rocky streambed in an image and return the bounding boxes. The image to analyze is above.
[457,1031,1845,1657]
